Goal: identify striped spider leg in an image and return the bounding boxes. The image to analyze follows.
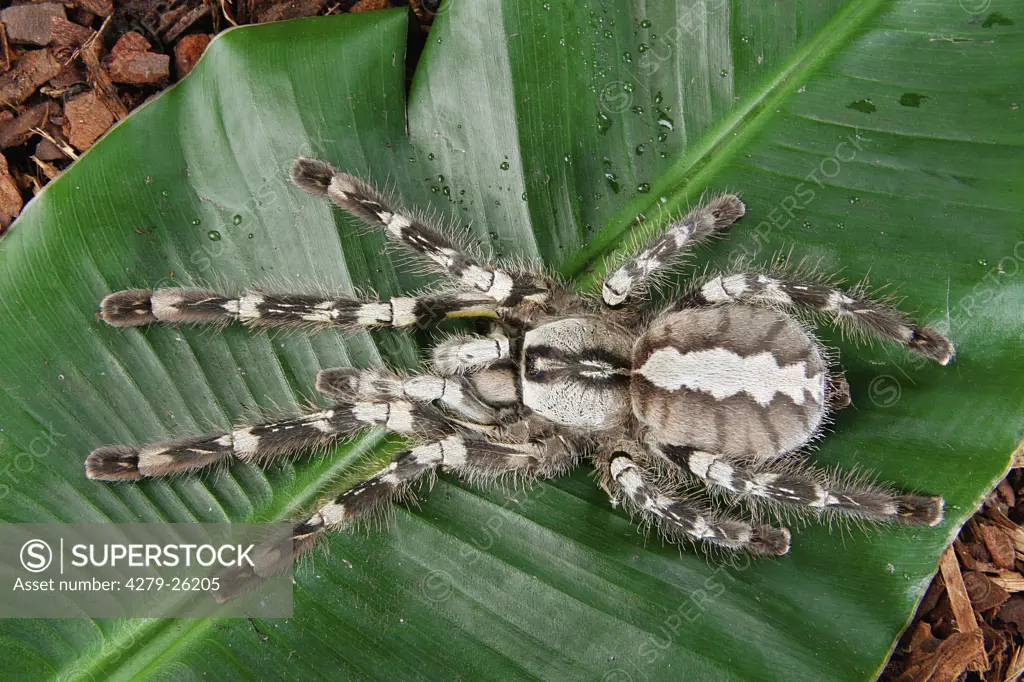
[601,193,746,307]
[595,444,792,556]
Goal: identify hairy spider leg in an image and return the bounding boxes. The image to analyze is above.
[290,430,581,555]
[690,271,953,364]
[85,400,453,481]
[292,157,549,307]
[99,287,498,331]
[651,443,944,526]
[602,194,745,307]
[594,446,791,555]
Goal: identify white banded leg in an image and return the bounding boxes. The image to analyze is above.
[291,431,581,555]
[602,194,745,307]
[431,334,513,374]
[99,287,495,330]
[316,367,500,425]
[291,158,549,306]
[85,401,451,481]
[654,444,944,526]
[693,271,953,364]
[596,449,790,555]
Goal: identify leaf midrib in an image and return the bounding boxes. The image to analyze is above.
[561,0,890,285]
[70,1,893,677]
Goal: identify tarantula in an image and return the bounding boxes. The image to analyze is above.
[87,157,953,561]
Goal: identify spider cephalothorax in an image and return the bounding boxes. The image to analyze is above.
[87,156,952,565]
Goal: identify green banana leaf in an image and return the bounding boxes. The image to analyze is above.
[1,1,1021,679]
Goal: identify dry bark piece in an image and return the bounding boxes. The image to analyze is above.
[998,596,1024,631]
[991,573,1024,592]
[110,31,151,57]
[954,538,999,572]
[162,4,211,44]
[46,59,87,90]
[0,151,22,229]
[75,0,113,17]
[941,546,982,632]
[1006,646,1024,682]
[63,89,113,150]
[0,4,66,46]
[257,0,327,24]
[350,0,390,12]
[173,33,210,79]
[964,571,1011,612]
[0,100,52,148]
[997,479,1016,508]
[105,31,170,85]
[938,545,989,672]
[34,120,73,161]
[0,21,11,73]
[0,48,61,105]
[49,15,92,47]
[35,136,66,160]
[80,34,127,120]
[980,523,1017,570]
[895,630,986,682]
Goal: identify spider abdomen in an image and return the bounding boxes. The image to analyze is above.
[631,305,827,459]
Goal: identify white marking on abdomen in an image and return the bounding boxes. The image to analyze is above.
[638,347,823,406]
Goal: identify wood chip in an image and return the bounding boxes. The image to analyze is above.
[110,31,151,57]
[35,136,65,160]
[999,596,1024,631]
[173,33,210,79]
[956,538,1001,573]
[105,31,170,85]
[75,0,113,17]
[162,4,211,44]
[257,0,327,24]
[992,573,1024,593]
[31,154,60,180]
[982,524,1018,570]
[1005,645,1024,681]
[965,571,1011,612]
[0,48,62,106]
[0,3,65,46]
[350,0,391,11]
[46,59,87,90]
[80,26,127,121]
[63,89,113,150]
[0,100,52,148]
[0,151,22,229]
[895,630,986,682]
[0,22,10,73]
[939,545,988,669]
[49,15,92,48]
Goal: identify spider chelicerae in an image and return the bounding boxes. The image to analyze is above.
[87,157,953,562]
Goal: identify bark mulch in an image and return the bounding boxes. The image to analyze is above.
[883,449,1024,682]
[0,0,436,229]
